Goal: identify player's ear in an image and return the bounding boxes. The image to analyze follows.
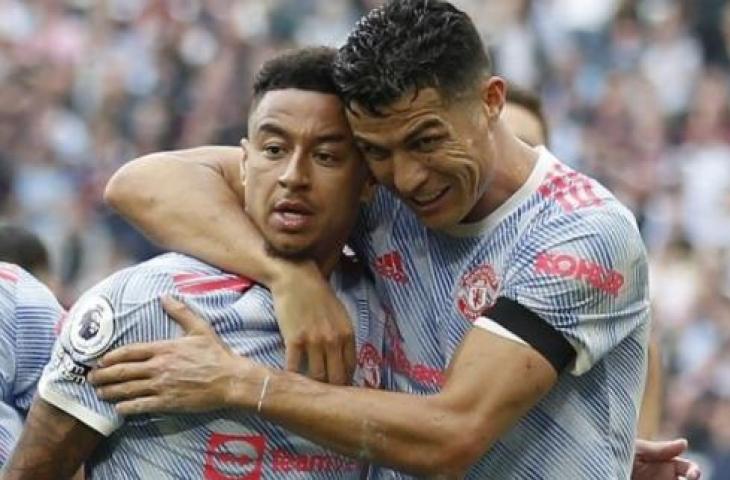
[479,76,506,124]
[239,138,249,187]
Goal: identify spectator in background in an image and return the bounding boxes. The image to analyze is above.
[503,84,549,147]
[0,224,55,292]
[0,0,726,474]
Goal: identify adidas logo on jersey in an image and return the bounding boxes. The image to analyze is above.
[373,251,408,283]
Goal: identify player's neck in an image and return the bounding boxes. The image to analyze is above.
[462,125,538,223]
[315,242,348,278]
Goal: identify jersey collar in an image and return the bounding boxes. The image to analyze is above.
[443,146,552,238]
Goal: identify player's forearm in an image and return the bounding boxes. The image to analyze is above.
[230,366,483,476]
[638,338,662,438]
[227,331,557,476]
[2,399,101,480]
[105,147,283,285]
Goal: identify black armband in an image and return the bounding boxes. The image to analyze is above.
[486,297,576,373]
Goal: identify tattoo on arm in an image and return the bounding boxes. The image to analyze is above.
[2,399,102,480]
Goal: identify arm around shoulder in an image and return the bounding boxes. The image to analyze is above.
[229,327,558,476]
[104,146,243,247]
[104,146,360,384]
[104,146,278,280]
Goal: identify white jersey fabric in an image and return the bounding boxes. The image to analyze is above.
[351,148,650,479]
[40,253,385,479]
[0,263,62,465]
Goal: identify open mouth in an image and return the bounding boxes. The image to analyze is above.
[412,186,450,208]
[271,199,314,232]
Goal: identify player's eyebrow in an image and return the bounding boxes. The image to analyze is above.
[403,118,446,145]
[256,122,291,139]
[256,123,347,145]
[353,134,387,150]
[313,132,348,144]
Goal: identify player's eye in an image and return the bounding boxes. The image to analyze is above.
[314,151,338,165]
[413,135,444,152]
[359,143,389,161]
[263,145,286,159]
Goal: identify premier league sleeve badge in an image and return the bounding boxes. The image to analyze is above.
[67,295,116,362]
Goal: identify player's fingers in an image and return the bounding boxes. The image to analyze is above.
[285,342,303,373]
[88,362,152,386]
[306,344,327,383]
[98,343,157,367]
[687,465,702,480]
[324,340,346,385]
[96,379,157,402]
[635,438,688,461]
[674,457,702,480]
[116,397,169,416]
[161,296,212,335]
[343,335,357,384]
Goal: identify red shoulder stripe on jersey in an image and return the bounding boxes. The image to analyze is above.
[177,276,254,295]
[172,272,207,284]
[0,269,18,283]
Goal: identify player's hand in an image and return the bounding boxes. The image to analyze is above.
[89,296,262,415]
[631,438,701,480]
[269,261,356,385]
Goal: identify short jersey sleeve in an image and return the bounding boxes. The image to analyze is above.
[0,265,62,465]
[12,269,64,407]
[499,207,650,375]
[38,267,179,436]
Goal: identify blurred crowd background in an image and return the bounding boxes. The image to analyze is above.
[0,0,728,476]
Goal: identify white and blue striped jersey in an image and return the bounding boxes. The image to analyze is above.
[352,148,650,479]
[0,263,63,465]
[39,253,385,479]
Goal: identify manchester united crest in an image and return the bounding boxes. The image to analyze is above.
[357,342,382,388]
[456,264,500,321]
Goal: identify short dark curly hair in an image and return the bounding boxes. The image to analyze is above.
[252,47,338,104]
[334,0,491,114]
[0,224,49,275]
